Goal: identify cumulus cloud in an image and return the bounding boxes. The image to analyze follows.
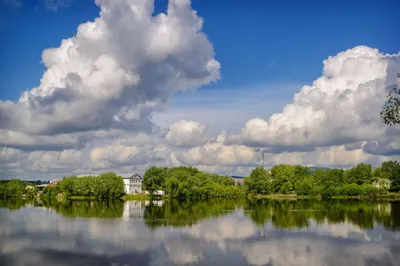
[172,132,255,167]
[0,130,83,152]
[172,135,399,170]
[164,120,207,147]
[228,46,400,156]
[89,132,169,170]
[0,0,220,136]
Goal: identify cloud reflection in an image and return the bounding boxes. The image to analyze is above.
[1,201,400,266]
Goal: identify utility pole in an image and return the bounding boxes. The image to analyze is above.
[262,152,265,168]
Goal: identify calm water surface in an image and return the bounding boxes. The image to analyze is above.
[1,199,400,266]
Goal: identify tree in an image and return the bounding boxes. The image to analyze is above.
[380,73,400,125]
[4,179,24,198]
[270,165,296,194]
[59,176,77,198]
[244,167,271,195]
[379,161,400,192]
[143,166,168,193]
[345,163,373,185]
[24,185,38,199]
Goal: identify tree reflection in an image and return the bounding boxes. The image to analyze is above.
[1,198,399,232]
[244,199,400,231]
[143,200,242,229]
[42,200,124,218]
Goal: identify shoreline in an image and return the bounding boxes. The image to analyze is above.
[251,193,400,200]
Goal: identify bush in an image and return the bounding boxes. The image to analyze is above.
[321,185,339,198]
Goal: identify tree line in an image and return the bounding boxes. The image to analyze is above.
[0,179,37,199]
[42,172,125,200]
[1,161,399,200]
[143,161,399,199]
[244,161,400,197]
[143,166,245,200]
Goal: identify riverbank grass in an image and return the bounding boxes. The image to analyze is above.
[122,194,150,200]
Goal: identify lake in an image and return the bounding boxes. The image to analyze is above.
[1,199,400,266]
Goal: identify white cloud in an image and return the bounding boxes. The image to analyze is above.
[89,132,169,170]
[164,120,207,147]
[0,129,81,151]
[172,132,255,167]
[228,46,400,154]
[0,0,220,136]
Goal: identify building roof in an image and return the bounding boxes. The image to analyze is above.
[123,173,143,180]
[231,175,245,179]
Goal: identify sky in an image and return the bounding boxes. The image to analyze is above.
[0,0,399,180]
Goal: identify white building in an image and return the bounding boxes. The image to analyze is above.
[123,173,143,194]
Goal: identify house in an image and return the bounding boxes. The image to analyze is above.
[123,173,143,194]
[231,176,245,186]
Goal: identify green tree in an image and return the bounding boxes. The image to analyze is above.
[244,167,271,195]
[380,74,400,126]
[4,179,24,198]
[270,165,296,194]
[379,161,400,192]
[143,166,168,193]
[345,163,373,185]
[59,176,77,198]
[24,185,38,199]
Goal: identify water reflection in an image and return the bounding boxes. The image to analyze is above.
[1,199,400,266]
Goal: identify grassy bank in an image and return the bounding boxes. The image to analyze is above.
[122,194,150,201]
[68,196,98,200]
[251,194,319,200]
[250,193,400,200]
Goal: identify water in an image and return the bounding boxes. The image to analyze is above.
[1,199,400,266]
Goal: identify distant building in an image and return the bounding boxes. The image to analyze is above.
[36,184,48,193]
[48,179,60,187]
[144,190,165,196]
[123,173,143,194]
[231,176,245,186]
[373,179,391,190]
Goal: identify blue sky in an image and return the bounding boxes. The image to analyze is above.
[1,0,398,101]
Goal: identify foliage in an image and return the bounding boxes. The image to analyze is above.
[0,179,25,198]
[24,185,38,199]
[378,160,400,192]
[344,163,372,185]
[3,161,400,201]
[43,173,125,200]
[244,167,271,195]
[142,166,168,193]
[143,166,245,200]
[380,84,400,126]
